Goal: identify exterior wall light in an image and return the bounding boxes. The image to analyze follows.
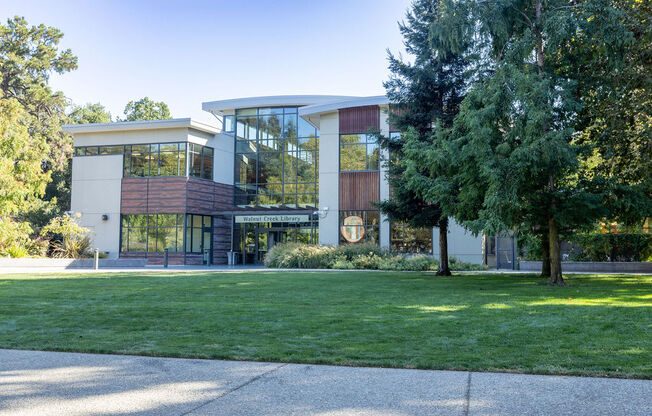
[313,206,329,219]
[102,214,109,221]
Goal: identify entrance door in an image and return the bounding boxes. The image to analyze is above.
[256,230,281,263]
[202,225,212,265]
[496,236,515,269]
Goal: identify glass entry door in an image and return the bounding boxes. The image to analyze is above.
[257,229,281,263]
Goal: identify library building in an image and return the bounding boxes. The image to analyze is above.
[65,95,508,266]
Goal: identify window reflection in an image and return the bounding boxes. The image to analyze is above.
[233,107,319,208]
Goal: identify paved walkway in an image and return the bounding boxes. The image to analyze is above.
[0,349,649,415]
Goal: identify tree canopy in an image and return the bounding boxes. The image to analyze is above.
[121,97,171,121]
[68,103,112,124]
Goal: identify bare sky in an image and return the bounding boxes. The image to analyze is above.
[2,0,411,123]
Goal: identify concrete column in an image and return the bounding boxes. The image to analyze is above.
[318,112,340,246]
[379,106,391,250]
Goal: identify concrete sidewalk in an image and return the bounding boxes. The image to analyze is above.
[0,349,649,415]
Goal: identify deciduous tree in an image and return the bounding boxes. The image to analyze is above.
[121,97,171,121]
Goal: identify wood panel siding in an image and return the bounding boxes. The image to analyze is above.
[120,178,148,213]
[121,177,235,215]
[339,171,380,210]
[213,182,234,211]
[147,177,187,213]
[187,177,216,215]
[212,214,231,265]
[339,105,379,134]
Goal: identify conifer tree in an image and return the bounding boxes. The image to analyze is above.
[378,0,472,275]
[451,0,650,285]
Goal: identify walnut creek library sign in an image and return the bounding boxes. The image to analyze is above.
[234,215,310,223]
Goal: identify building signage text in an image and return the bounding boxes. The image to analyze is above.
[235,215,310,223]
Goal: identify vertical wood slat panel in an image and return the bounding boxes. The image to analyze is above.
[339,105,379,134]
[339,171,380,210]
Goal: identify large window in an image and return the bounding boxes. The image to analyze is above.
[234,107,319,208]
[75,142,213,180]
[339,210,380,245]
[390,222,433,253]
[120,214,185,253]
[340,134,379,171]
[120,213,212,254]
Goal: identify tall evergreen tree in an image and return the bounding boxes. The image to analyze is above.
[450,0,650,285]
[378,0,471,275]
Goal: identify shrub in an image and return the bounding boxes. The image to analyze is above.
[264,243,486,271]
[449,256,488,271]
[0,217,45,257]
[264,243,338,269]
[41,214,93,258]
[6,245,28,258]
[337,243,386,260]
[571,233,652,262]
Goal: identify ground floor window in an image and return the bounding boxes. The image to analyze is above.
[120,214,185,252]
[120,213,212,254]
[339,210,379,245]
[390,222,432,253]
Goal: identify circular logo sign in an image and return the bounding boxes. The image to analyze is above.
[341,216,365,243]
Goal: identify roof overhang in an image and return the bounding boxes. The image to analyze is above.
[298,95,390,128]
[201,95,357,115]
[62,118,220,135]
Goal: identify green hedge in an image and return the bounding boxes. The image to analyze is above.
[570,233,652,262]
[263,242,488,271]
[520,233,652,262]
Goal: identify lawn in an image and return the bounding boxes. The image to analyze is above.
[0,271,650,378]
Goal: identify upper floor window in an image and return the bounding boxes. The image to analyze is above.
[188,143,213,180]
[340,134,379,171]
[75,142,214,180]
[223,115,235,133]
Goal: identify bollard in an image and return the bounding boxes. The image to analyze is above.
[163,248,169,268]
[94,248,99,270]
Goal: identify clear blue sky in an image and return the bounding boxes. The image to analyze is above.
[2,0,411,123]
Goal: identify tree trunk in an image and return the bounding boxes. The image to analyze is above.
[437,217,452,276]
[540,230,551,278]
[548,218,565,286]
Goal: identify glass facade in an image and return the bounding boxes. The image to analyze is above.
[119,213,211,254]
[390,222,433,253]
[234,107,319,208]
[340,134,379,171]
[233,218,318,263]
[75,142,213,180]
[339,210,380,245]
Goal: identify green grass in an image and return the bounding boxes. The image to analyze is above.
[0,271,650,378]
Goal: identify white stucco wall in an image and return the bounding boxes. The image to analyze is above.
[318,111,340,245]
[379,106,390,249]
[432,219,483,264]
[71,155,123,258]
